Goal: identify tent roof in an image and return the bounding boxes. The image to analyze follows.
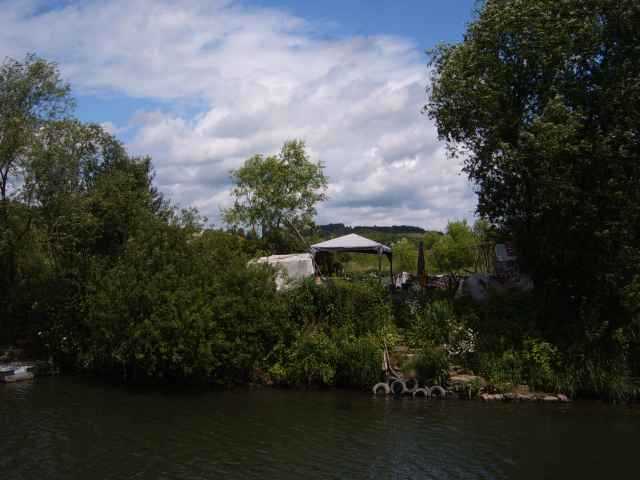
[253,253,313,264]
[310,233,391,255]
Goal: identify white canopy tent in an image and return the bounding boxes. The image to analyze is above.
[310,233,393,282]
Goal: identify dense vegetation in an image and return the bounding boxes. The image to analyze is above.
[0,55,390,388]
[2,0,639,401]
[426,0,640,399]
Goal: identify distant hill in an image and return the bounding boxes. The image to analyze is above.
[316,224,443,247]
[318,223,428,236]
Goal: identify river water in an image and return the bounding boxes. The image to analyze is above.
[1,377,638,479]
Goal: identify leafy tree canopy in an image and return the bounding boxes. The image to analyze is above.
[223,140,327,252]
[431,220,477,278]
[0,53,73,202]
[426,0,640,340]
[392,237,419,274]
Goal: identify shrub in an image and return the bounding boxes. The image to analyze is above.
[411,342,449,385]
[285,278,393,336]
[335,334,383,389]
[522,338,559,391]
[406,299,454,347]
[278,331,338,387]
[72,223,289,384]
[477,338,560,392]
[477,349,525,392]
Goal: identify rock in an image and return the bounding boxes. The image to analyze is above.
[517,393,534,401]
[557,394,570,402]
[503,393,515,401]
[494,394,504,401]
[449,374,487,386]
[457,273,533,302]
[480,393,492,401]
[543,395,559,402]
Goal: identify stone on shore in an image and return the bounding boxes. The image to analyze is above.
[449,374,487,387]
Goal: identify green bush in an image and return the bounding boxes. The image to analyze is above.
[335,334,383,389]
[268,280,390,388]
[522,338,559,391]
[476,349,525,392]
[411,342,449,385]
[406,299,454,347]
[274,331,338,387]
[285,278,392,336]
[69,223,290,384]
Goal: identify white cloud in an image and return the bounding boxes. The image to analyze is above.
[0,0,476,229]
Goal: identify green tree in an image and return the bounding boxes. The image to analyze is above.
[223,140,328,252]
[0,54,73,202]
[426,0,640,345]
[431,220,476,293]
[0,54,73,333]
[392,237,418,273]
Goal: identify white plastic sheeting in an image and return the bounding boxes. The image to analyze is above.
[252,253,315,290]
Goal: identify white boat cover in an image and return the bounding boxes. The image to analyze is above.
[310,233,391,256]
[252,253,315,290]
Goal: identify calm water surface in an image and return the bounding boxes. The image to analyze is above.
[1,377,639,479]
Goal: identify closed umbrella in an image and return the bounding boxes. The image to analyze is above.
[417,240,426,288]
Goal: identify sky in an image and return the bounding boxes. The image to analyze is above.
[0,0,480,229]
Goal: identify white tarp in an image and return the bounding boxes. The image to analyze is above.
[252,253,315,290]
[310,233,391,255]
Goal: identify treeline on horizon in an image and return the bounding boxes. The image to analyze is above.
[317,224,434,236]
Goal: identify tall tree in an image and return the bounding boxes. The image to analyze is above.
[0,54,73,203]
[431,220,477,294]
[223,140,328,251]
[0,54,73,327]
[426,0,640,344]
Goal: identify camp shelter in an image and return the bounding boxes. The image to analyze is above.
[310,233,393,282]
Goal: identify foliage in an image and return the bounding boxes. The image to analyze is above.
[431,221,476,278]
[2,51,638,399]
[223,140,327,252]
[1,54,74,336]
[275,331,339,387]
[71,225,291,384]
[427,0,640,367]
[522,338,560,390]
[266,280,391,388]
[410,342,449,386]
[406,299,454,348]
[392,237,418,274]
[334,334,383,389]
[270,330,383,389]
[476,349,526,392]
[0,54,73,201]
[285,278,392,336]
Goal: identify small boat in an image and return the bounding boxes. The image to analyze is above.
[0,366,35,383]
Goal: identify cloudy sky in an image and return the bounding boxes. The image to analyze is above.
[1,0,478,230]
